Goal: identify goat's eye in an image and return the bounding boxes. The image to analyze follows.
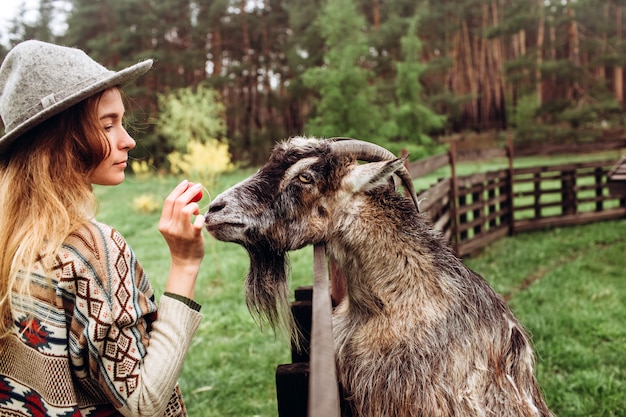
[298,173,312,183]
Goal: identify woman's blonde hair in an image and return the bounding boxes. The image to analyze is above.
[0,89,113,338]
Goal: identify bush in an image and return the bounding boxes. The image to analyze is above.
[168,139,235,187]
[132,193,161,214]
[130,158,156,178]
[154,85,235,185]
[156,86,227,152]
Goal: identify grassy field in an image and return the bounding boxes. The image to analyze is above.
[94,153,625,417]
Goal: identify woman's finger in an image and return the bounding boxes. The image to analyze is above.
[181,183,203,205]
[160,181,204,222]
[161,180,190,219]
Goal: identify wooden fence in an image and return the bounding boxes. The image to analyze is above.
[412,140,626,257]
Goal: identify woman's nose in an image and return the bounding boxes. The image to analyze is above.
[121,126,136,150]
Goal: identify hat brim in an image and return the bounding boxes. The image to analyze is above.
[0,59,153,153]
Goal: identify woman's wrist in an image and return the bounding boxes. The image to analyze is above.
[164,262,200,299]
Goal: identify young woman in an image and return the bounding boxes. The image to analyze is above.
[0,40,205,416]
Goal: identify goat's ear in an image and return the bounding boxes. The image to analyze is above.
[345,158,407,193]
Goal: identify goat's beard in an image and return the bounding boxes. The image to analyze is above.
[244,244,296,342]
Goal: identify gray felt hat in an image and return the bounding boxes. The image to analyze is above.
[0,40,153,153]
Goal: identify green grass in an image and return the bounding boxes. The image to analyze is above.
[94,163,626,417]
[465,222,626,416]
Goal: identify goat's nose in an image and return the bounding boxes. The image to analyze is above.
[207,202,225,213]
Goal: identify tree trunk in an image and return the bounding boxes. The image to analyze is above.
[211,28,222,78]
[489,0,505,129]
[565,0,580,101]
[240,0,254,146]
[372,0,380,30]
[546,14,556,103]
[261,12,274,135]
[566,1,580,67]
[479,3,489,128]
[615,4,624,105]
[536,0,544,106]
[461,19,479,126]
[594,2,609,82]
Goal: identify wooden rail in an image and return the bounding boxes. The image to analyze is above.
[417,153,626,257]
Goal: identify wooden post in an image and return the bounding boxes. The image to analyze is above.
[488,179,497,228]
[449,142,459,255]
[276,363,309,417]
[459,193,468,241]
[473,184,483,236]
[308,244,341,417]
[533,172,542,220]
[561,170,577,215]
[595,167,604,212]
[291,287,312,363]
[277,286,313,417]
[506,135,515,235]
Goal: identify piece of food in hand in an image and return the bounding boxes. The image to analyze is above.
[186,182,203,202]
[191,190,203,202]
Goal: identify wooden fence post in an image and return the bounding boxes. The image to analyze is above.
[488,181,497,228]
[506,135,515,235]
[276,286,312,417]
[595,167,604,212]
[533,172,542,220]
[473,184,484,236]
[308,245,341,417]
[276,363,309,417]
[561,170,577,215]
[459,193,468,242]
[448,141,459,255]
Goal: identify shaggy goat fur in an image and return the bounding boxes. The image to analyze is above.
[204,137,553,417]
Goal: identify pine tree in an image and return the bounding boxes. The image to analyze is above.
[393,15,446,145]
[302,0,382,140]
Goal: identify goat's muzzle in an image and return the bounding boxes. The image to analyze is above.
[203,200,246,243]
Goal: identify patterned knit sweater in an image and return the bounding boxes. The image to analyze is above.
[0,220,203,416]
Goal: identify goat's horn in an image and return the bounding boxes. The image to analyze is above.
[328,137,420,213]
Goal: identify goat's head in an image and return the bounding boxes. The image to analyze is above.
[204,136,418,333]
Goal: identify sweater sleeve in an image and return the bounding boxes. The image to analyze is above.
[60,221,202,416]
[120,296,202,416]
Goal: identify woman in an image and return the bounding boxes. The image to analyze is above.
[0,40,205,416]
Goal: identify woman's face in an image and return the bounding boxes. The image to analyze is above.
[89,88,136,186]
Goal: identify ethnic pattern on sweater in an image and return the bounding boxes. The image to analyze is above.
[0,220,187,416]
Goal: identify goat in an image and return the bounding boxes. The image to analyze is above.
[204,137,553,417]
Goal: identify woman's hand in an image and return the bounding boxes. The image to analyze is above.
[158,180,206,299]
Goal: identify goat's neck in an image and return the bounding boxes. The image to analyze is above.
[327,231,445,319]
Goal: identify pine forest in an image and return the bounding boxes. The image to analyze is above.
[2,0,626,166]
